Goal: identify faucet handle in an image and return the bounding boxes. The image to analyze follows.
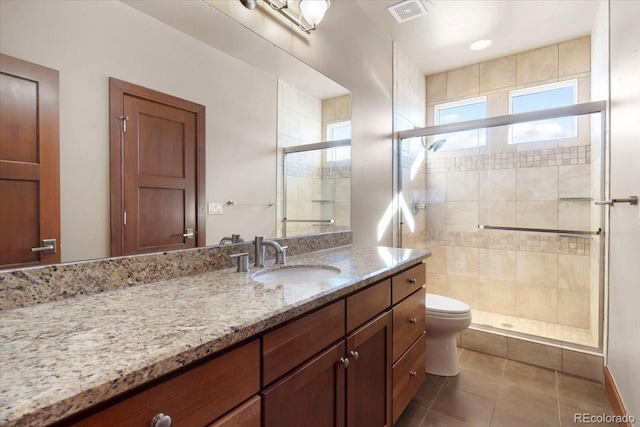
[230,252,250,272]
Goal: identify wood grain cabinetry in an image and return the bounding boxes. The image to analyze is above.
[390,263,427,424]
[70,340,260,427]
[63,261,427,427]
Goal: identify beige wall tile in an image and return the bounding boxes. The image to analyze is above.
[426,72,447,103]
[516,201,558,229]
[562,350,603,383]
[559,36,591,77]
[425,244,447,274]
[479,249,516,281]
[558,254,590,290]
[447,171,479,201]
[558,201,590,230]
[426,272,447,295]
[517,167,559,200]
[507,338,562,370]
[447,202,479,232]
[487,91,510,117]
[559,164,590,198]
[478,279,516,316]
[480,55,517,92]
[480,169,517,201]
[322,98,336,123]
[479,201,517,227]
[446,64,480,99]
[426,203,446,234]
[426,173,446,203]
[516,251,558,287]
[335,95,351,120]
[516,285,558,323]
[446,274,478,306]
[460,329,507,357]
[447,246,479,278]
[517,44,559,85]
[558,289,590,329]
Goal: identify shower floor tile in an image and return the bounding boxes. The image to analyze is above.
[470,309,597,348]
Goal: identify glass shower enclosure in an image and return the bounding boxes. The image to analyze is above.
[397,101,606,350]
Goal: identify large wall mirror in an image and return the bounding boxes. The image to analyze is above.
[0,0,351,265]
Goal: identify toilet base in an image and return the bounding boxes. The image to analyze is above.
[425,333,460,376]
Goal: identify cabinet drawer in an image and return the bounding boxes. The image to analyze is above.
[262,300,345,386]
[391,263,425,304]
[346,279,391,333]
[392,333,426,424]
[72,340,260,427]
[208,395,261,427]
[392,288,426,362]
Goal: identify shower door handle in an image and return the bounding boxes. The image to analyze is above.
[595,196,637,206]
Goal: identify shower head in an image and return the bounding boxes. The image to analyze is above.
[427,138,446,152]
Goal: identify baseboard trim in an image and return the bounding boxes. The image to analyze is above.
[604,366,633,427]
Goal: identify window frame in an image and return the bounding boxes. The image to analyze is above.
[326,120,351,162]
[508,79,578,144]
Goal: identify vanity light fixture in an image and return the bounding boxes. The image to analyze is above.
[240,0,330,34]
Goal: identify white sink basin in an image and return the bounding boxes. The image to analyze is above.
[252,265,341,284]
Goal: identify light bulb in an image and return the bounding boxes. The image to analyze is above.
[299,0,330,26]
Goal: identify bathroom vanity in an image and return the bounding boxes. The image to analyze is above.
[0,245,429,426]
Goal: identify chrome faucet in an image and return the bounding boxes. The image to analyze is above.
[254,235,287,267]
[219,234,244,245]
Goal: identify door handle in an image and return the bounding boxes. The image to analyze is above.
[31,239,56,255]
[183,228,195,239]
[595,196,637,206]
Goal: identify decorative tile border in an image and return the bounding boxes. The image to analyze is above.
[0,231,352,311]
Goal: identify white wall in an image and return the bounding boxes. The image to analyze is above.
[607,0,640,418]
[0,0,278,261]
[206,1,395,246]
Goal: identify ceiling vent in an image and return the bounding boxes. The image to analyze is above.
[388,0,428,23]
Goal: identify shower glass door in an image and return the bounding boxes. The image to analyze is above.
[398,104,605,350]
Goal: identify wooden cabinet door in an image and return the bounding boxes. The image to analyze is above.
[0,54,60,269]
[109,78,205,256]
[262,341,346,427]
[346,311,392,427]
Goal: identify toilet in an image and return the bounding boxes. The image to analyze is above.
[424,293,472,376]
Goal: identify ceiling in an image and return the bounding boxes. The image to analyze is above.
[355,0,601,75]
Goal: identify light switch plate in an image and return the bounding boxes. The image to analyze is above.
[208,203,223,215]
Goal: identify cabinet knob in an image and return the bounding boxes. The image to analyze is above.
[349,350,359,361]
[409,318,417,325]
[338,357,350,369]
[410,371,417,378]
[408,278,417,285]
[151,413,172,427]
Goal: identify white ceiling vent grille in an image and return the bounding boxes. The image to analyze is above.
[388,0,428,23]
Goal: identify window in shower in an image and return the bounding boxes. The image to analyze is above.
[509,80,578,144]
[433,96,487,151]
[326,121,351,162]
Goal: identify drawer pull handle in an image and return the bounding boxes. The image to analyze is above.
[409,318,417,325]
[338,357,350,369]
[151,413,172,427]
[349,350,359,361]
[410,371,417,378]
[408,278,417,285]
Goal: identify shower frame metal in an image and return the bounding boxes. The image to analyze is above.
[396,100,607,350]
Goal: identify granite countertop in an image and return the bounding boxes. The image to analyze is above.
[0,245,429,427]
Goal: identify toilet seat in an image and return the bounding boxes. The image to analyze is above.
[425,293,470,315]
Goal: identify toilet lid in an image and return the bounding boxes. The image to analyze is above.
[425,293,470,314]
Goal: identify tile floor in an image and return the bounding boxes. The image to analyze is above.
[396,349,616,427]
[471,309,597,348]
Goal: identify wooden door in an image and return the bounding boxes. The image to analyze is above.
[262,341,346,427]
[0,54,60,269]
[346,311,392,427]
[109,78,205,256]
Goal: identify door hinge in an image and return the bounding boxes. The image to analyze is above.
[119,115,129,133]
[123,210,127,225]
